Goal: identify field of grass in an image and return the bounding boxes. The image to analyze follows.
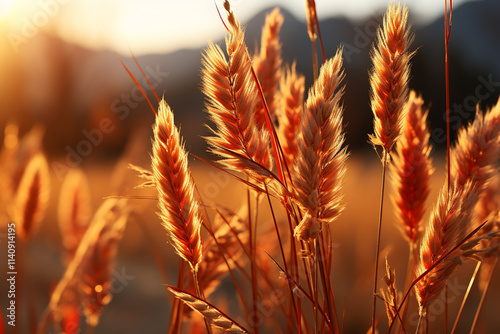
[1,1,500,333]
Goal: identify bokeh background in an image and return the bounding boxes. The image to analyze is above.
[1,0,500,332]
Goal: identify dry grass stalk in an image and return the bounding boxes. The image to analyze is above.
[474,175,500,290]
[78,199,128,326]
[448,100,500,290]
[11,125,45,193]
[168,286,249,333]
[15,153,50,240]
[304,0,317,42]
[253,8,284,127]
[195,208,248,297]
[58,168,92,261]
[0,123,19,222]
[278,63,305,167]
[369,3,412,155]
[292,49,348,241]
[475,174,500,226]
[390,91,433,243]
[152,99,203,273]
[414,181,478,315]
[0,123,18,193]
[451,98,500,194]
[202,1,273,180]
[129,163,155,188]
[379,258,399,325]
[42,199,128,331]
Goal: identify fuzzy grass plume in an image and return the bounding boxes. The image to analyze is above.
[152,99,203,273]
[414,182,477,315]
[58,168,92,260]
[202,0,273,180]
[253,7,284,127]
[293,48,348,241]
[451,98,500,194]
[391,91,433,243]
[15,153,50,240]
[369,2,412,156]
[78,199,128,326]
[278,63,305,167]
[40,199,128,331]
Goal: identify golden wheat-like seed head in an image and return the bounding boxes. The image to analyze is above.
[474,175,500,288]
[202,5,273,180]
[451,98,500,193]
[15,153,50,240]
[253,8,284,128]
[390,91,433,243]
[11,125,45,194]
[415,99,500,313]
[152,99,203,273]
[278,63,305,167]
[380,258,399,325]
[304,0,317,41]
[0,123,19,204]
[369,2,413,155]
[414,181,477,315]
[47,199,128,329]
[78,199,128,326]
[293,49,348,240]
[58,168,92,260]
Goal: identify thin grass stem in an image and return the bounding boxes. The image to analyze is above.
[415,313,423,334]
[168,260,185,334]
[85,324,95,334]
[371,150,388,333]
[450,261,481,334]
[396,242,416,333]
[247,186,259,334]
[264,183,300,331]
[193,270,213,334]
[470,258,498,334]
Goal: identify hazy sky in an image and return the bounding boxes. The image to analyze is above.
[2,0,472,55]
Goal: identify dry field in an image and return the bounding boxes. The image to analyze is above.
[1,1,500,333]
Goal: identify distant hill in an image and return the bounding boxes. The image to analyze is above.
[1,0,499,158]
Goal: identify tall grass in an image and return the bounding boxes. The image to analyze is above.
[2,1,500,333]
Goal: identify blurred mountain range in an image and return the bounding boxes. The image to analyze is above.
[1,0,499,159]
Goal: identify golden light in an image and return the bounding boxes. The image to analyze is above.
[0,0,22,17]
[94,284,103,293]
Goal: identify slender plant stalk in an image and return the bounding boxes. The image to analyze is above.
[450,261,481,334]
[470,258,498,334]
[318,235,339,332]
[304,0,318,79]
[85,324,95,334]
[192,270,213,334]
[246,186,259,334]
[264,184,300,331]
[368,4,412,330]
[444,1,453,330]
[415,313,423,334]
[371,150,388,332]
[444,0,453,191]
[396,243,416,332]
[309,0,326,62]
[168,260,185,334]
